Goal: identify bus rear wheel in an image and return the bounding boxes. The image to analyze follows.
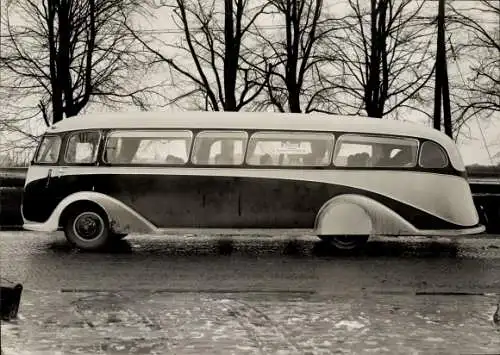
[319,235,369,250]
[64,206,111,251]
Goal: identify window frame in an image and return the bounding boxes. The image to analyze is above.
[191,130,249,166]
[102,129,194,166]
[332,133,420,169]
[33,134,62,165]
[418,140,449,169]
[63,130,102,165]
[245,131,336,167]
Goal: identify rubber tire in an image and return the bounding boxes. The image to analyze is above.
[319,235,369,250]
[64,206,111,251]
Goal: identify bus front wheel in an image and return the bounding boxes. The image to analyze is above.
[319,235,369,250]
[63,206,111,251]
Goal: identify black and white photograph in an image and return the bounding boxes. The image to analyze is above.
[0,0,499,353]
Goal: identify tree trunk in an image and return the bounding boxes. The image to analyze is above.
[223,0,238,111]
[433,0,445,131]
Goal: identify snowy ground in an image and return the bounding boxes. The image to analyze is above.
[2,290,500,354]
[1,233,500,354]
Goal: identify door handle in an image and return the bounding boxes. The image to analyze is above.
[45,169,52,188]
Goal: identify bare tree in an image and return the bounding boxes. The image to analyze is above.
[448,0,500,131]
[249,0,342,113]
[129,0,270,112]
[0,0,162,130]
[323,0,436,118]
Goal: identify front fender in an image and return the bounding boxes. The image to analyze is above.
[314,194,419,236]
[45,191,157,234]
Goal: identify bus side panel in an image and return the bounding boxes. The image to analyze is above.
[95,174,242,228]
[23,172,473,232]
[237,177,467,230]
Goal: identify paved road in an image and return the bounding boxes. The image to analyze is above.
[1,232,500,354]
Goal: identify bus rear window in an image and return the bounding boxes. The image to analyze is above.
[419,141,449,168]
[246,132,335,167]
[333,134,419,168]
[34,135,61,164]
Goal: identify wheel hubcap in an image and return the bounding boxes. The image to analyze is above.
[73,212,104,241]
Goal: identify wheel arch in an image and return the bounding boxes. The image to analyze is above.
[59,200,110,229]
[314,194,419,236]
[49,191,157,234]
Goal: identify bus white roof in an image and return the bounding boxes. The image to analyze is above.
[47,111,464,170]
[48,111,441,138]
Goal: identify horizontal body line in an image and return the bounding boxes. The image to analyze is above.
[60,288,317,295]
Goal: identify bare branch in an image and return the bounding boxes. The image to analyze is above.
[0,0,160,141]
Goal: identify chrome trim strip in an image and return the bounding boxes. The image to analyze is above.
[0,187,21,191]
[156,226,486,237]
[23,221,486,237]
[23,222,54,232]
[154,228,316,236]
[468,178,500,185]
[407,225,486,236]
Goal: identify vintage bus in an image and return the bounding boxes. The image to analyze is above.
[21,111,485,251]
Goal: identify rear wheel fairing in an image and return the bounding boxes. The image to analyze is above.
[21,167,479,230]
[315,194,419,236]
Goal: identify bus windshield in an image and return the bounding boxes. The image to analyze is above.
[34,135,61,164]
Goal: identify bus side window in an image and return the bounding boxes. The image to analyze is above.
[334,141,372,167]
[191,131,248,165]
[103,130,192,165]
[64,131,101,164]
[419,141,449,168]
[34,135,62,164]
[334,134,418,168]
[246,132,335,167]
